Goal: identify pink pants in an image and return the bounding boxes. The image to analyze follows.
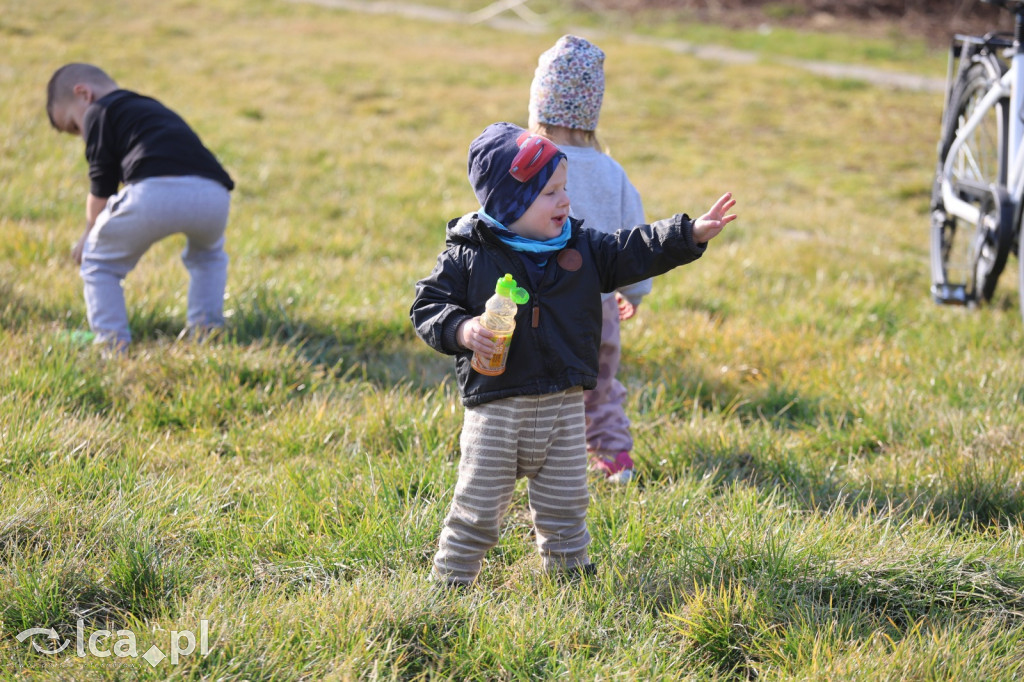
[583,296,633,456]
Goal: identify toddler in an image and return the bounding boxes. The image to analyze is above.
[411,121,736,587]
[529,34,648,483]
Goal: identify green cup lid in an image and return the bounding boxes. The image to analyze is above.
[496,273,529,305]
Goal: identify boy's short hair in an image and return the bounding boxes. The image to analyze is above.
[46,63,117,129]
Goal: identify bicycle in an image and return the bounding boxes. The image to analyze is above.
[930,0,1024,320]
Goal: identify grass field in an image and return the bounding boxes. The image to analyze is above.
[2,0,1024,679]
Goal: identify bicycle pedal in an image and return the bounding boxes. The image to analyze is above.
[931,283,970,306]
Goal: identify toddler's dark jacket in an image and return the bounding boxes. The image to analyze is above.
[411,213,706,407]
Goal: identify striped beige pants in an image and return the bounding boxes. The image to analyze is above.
[434,387,591,585]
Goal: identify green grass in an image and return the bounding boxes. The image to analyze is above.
[2,0,1024,679]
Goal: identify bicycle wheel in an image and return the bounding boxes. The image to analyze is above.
[931,54,1013,304]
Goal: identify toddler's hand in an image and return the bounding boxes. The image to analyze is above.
[692,192,737,243]
[457,317,496,359]
[615,292,637,321]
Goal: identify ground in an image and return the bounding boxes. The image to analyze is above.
[590,0,1016,45]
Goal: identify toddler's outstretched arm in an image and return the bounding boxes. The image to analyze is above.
[692,193,737,244]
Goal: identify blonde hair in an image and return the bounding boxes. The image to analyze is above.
[530,123,604,153]
[46,63,118,129]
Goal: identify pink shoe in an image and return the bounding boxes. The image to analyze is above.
[591,451,634,484]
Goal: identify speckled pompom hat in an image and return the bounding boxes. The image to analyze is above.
[528,34,605,131]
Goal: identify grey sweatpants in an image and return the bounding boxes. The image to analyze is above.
[80,176,231,346]
[434,387,591,585]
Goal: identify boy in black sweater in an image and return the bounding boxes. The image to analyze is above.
[47,63,234,349]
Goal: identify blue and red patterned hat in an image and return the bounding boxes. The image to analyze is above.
[467,122,566,227]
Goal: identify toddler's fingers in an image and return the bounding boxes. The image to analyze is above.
[472,335,496,357]
[713,192,733,210]
[473,330,496,351]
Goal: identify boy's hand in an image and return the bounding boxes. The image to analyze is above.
[615,292,637,321]
[692,192,737,243]
[457,317,496,359]
[71,233,88,265]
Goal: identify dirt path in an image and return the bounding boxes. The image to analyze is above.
[287,0,947,93]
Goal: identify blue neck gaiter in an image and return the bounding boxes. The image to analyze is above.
[478,209,571,260]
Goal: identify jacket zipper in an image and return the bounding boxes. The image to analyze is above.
[477,216,567,332]
[479,228,538,329]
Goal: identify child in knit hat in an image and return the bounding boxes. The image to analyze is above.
[411,121,736,587]
[529,34,648,483]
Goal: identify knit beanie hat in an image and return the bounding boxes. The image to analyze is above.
[467,122,566,227]
[529,34,605,131]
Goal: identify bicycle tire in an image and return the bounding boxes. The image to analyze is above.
[976,185,1016,301]
[1019,210,1024,324]
[931,54,1013,304]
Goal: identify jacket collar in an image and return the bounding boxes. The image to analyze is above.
[446,212,583,249]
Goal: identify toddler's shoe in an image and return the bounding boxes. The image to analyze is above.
[57,329,96,347]
[430,573,471,593]
[558,562,597,585]
[177,324,224,344]
[591,451,634,484]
